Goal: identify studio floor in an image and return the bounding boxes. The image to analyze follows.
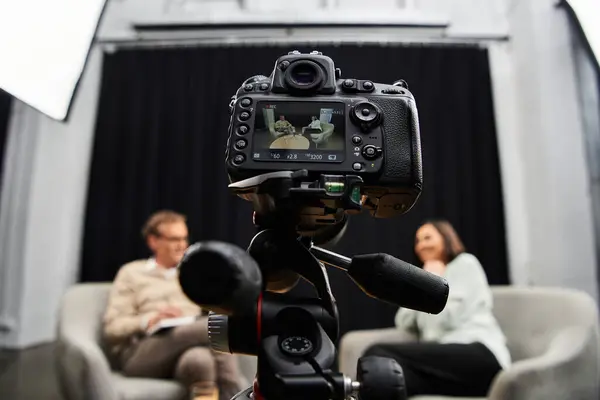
[0,343,63,399]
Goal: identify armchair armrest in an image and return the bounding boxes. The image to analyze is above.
[489,326,600,400]
[338,328,417,379]
[55,335,119,400]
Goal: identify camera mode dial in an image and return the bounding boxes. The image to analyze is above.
[351,101,382,133]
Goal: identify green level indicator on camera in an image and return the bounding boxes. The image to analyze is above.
[351,186,361,203]
[325,182,345,193]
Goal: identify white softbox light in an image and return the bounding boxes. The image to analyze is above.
[0,0,107,121]
[564,0,600,68]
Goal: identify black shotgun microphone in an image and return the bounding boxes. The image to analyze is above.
[348,253,449,314]
[310,247,449,314]
[178,241,263,315]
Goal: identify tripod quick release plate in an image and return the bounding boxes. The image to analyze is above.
[228,170,364,237]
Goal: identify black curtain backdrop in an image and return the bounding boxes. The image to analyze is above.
[81,44,509,336]
[0,89,13,194]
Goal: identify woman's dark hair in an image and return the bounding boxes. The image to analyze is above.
[414,219,466,264]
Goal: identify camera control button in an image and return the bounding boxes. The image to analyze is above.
[343,79,355,88]
[259,83,269,91]
[352,162,363,171]
[244,84,254,91]
[352,136,362,145]
[240,98,252,107]
[235,139,247,150]
[363,81,374,90]
[351,102,382,132]
[233,154,246,165]
[279,60,290,70]
[239,111,251,121]
[353,103,379,122]
[362,145,381,160]
[237,125,249,135]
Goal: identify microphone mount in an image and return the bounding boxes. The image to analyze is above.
[310,245,351,270]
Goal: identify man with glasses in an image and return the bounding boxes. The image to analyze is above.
[103,210,243,400]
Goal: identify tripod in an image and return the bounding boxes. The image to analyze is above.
[236,230,408,400]
[178,171,448,400]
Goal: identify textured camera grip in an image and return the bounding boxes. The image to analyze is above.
[366,95,422,188]
[408,98,423,186]
[348,253,448,314]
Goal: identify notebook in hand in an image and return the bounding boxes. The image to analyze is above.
[146,316,197,336]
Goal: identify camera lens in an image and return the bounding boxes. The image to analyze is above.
[285,61,323,91]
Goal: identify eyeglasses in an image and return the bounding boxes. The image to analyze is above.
[155,234,189,243]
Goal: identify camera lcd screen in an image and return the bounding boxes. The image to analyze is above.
[251,101,345,163]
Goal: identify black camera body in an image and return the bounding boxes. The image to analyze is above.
[225,51,423,219]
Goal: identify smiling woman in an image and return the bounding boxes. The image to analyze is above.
[363,219,511,398]
[414,219,465,266]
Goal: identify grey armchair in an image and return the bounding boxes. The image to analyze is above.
[339,286,600,400]
[55,283,257,400]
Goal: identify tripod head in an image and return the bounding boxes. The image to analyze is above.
[178,172,449,400]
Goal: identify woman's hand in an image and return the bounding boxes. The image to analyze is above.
[423,260,446,276]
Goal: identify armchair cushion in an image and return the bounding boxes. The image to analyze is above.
[111,373,187,400]
[488,325,599,400]
[338,286,600,400]
[338,328,416,379]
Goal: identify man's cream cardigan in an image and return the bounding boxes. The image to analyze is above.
[103,259,202,359]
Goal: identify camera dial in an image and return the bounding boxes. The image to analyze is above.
[351,101,382,132]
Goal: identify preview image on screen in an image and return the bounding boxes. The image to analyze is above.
[251,101,346,162]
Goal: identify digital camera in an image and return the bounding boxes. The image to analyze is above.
[225,50,423,220]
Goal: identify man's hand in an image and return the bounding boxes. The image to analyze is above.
[160,306,183,318]
[146,306,183,330]
[423,260,446,276]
